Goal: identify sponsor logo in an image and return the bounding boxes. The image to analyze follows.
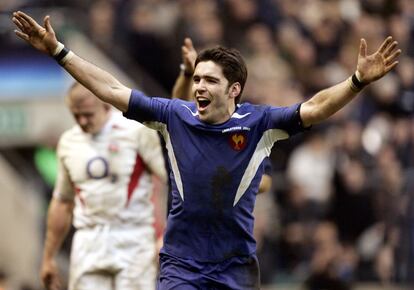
[222,126,250,133]
[86,156,109,179]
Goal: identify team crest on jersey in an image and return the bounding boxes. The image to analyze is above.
[229,132,247,151]
[108,142,119,153]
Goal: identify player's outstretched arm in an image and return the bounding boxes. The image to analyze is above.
[172,37,197,100]
[300,36,401,127]
[12,11,131,112]
[41,197,74,290]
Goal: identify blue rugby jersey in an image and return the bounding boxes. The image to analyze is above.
[124,89,305,262]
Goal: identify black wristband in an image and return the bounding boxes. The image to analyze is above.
[351,73,366,91]
[180,63,193,78]
[54,47,70,64]
[183,70,193,78]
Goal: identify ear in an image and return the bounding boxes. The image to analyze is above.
[229,82,241,99]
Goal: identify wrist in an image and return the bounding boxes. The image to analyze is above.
[348,71,367,92]
[42,253,55,261]
[53,42,74,66]
[355,70,365,84]
[180,63,193,78]
[52,42,64,56]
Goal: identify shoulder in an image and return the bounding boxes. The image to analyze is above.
[59,125,83,144]
[110,112,150,139]
[166,99,198,122]
[233,102,271,122]
[57,125,82,155]
[175,100,197,114]
[112,112,159,139]
[168,98,196,111]
[112,111,143,129]
[238,102,270,114]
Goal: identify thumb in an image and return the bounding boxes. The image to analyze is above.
[44,15,54,33]
[359,38,367,58]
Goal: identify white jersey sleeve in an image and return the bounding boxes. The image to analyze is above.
[53,133,75,201]
[135,126,167,183]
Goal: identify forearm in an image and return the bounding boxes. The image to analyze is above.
[42,198,74,261]
[172,73,193,100]
[62,54,131,112]
[258,174,272,194]
[301,79,357,127]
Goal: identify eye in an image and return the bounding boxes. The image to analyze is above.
[206,77,219,84]
[193,76,200,83]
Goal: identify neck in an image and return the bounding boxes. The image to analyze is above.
[93,110,112,135]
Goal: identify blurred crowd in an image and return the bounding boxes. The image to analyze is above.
[2,0,414,289]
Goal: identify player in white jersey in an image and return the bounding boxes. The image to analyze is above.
[40,82,166,290]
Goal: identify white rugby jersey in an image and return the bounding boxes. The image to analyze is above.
[54,111,166,229]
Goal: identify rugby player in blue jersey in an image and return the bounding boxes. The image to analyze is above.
[13,11,401,290]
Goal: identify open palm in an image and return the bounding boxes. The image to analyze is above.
[357,36,401,83]
[12,11,58,55]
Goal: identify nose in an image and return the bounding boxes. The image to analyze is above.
[194,79,207,93]
[78,116,88,126]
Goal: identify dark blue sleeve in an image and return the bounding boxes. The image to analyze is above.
[123,89,171,123]
[268,103,309,136]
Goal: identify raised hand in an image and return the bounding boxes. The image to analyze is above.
[181,37,197,74]
[357,36,401,84]
[12,11,58,56]
[40,259,61,290]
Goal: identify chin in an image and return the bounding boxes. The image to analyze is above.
[198,113,211,124]
[81,127,93,133]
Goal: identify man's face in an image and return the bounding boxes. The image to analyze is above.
[192,61,238,124]
[67,88,109,134]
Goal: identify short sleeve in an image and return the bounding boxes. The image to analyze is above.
[136,126,167,183]
[267,103,309,136]
[123,89,171,124]
[53,140,75,201]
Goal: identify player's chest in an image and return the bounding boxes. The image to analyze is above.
[63,136,138,182]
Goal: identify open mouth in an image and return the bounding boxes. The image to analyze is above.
[196,97,211,110]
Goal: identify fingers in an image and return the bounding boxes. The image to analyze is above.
[16,11,40,28]
[184,37,194,50]
[385,49,401,65]
[12,16,24,31]
[385,40,398,54]
[182,45,188,55]
[12,13,31,32]
[182,37,193,56]
[384,61,399,74]
[14,30,29,41]
[383,40,398,57]
[383,44,401,74]
[381,37,401,69]
[359,38,367,58]
[13,11,44,34]
[378,36,393,54]
[19,15,32,30]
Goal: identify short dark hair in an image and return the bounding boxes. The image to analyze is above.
[195,46,248,104]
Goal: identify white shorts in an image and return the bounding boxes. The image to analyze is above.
[69,225,156,290]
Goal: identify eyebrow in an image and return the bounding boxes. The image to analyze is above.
[193,73,220,82]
